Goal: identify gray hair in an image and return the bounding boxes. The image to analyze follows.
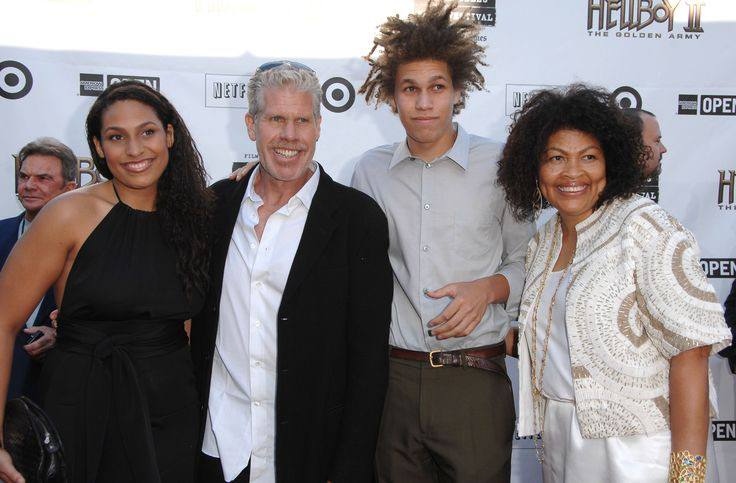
[18,137,78,184]
[247,63,322,120]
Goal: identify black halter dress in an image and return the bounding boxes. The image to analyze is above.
[39,190,202,483]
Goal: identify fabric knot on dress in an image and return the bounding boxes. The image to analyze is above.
[91,338,115,359]
[54,318,188,483]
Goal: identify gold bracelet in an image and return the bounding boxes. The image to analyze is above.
[669,450,706,483]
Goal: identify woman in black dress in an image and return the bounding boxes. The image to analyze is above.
[0,81,212,483]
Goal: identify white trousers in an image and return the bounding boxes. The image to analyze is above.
[541,399,721,482]
[542,398,669,483]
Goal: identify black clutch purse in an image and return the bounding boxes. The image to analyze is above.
[3,396,67,483]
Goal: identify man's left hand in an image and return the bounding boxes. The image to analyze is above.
[426,274,510,340]
[426,278,491,339]
[22,325,57,359]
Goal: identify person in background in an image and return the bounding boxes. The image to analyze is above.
[352,2,533,481]
[623,108,667,178]
[498,84,731,483]
[0,137,77,402]
[719,279,736,373]
[0,80,212,483]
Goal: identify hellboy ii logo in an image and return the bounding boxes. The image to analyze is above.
[587,0,704,40]
[718,170,735,211]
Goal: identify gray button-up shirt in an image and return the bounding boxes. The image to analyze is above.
[351,124,533,351]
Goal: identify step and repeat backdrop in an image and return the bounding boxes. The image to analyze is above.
[2,1,735,481]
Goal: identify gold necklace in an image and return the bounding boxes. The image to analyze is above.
[528,220,576,462]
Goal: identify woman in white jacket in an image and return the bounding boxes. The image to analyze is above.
[497,85,731,483]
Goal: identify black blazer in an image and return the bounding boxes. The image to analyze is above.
[191,166,393,483]
[0,213,56,402]
[720,279,735,372]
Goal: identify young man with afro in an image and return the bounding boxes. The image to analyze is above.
[351,2,533,481]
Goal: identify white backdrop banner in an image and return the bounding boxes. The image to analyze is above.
[1,1,734,481]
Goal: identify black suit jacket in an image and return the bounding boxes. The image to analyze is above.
[191,166,392,483]
[0,213,56,401]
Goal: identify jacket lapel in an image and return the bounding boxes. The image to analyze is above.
[281,167,340,305]
[210,173,251,300]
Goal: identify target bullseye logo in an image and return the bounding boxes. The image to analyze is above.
[611,86,642,110]
[0,60,33,100]
[321,77,355,113]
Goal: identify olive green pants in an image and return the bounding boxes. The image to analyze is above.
[375,355,515,483]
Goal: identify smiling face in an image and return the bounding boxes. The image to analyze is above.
[246,86,320,189]
[640,113,666,177]
[392,59,461,161]
[93,100,173,192]
[539,129,607,228]
[17,154,76,220]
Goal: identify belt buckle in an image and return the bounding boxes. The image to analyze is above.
[429,350,443,368]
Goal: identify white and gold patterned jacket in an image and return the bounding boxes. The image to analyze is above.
[517,195,732,439]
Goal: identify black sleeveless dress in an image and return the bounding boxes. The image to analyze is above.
[39,198,203,483]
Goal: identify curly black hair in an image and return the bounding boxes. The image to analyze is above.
[359,0,486,114]
[86,80,213,299]
[497,84,646,222]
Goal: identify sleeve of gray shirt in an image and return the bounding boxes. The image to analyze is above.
[495,202,535,318]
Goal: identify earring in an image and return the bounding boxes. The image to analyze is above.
[532,180,544,217]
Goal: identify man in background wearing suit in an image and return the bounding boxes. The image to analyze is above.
[191,61,393,483]
[0,137,78,401]
[719,280,736,373]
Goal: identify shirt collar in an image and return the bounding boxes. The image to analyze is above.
[18,215,31,238]
[388,123,470,170]
[245,162,320,212]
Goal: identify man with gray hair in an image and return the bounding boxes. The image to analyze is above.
[192,61,392,483]
[0,137,78,401]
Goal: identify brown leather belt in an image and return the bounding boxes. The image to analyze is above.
[390,342,506,372]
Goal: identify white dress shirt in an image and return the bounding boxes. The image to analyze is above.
[202,164,319,482]
[18,217,41,328]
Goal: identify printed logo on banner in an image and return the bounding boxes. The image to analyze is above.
[504,84,559,116]
[204,74,358,113]
[322,77,355,113]
[78,73,160,97]
[677,94,736,116]
[205,74,250,109]
[0,60,33,100]
[504,84,644,114]
[79,74,105,97]
[586,0,705,41]
[700,259,736,278]
[712,421,736,441]
[677,94,698,115]
[13,154,103,188]
[413,0,496,27]
[718,170,735,211]
[611,86,642,109]
[639,173,659,203]
[108,75,160,91]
